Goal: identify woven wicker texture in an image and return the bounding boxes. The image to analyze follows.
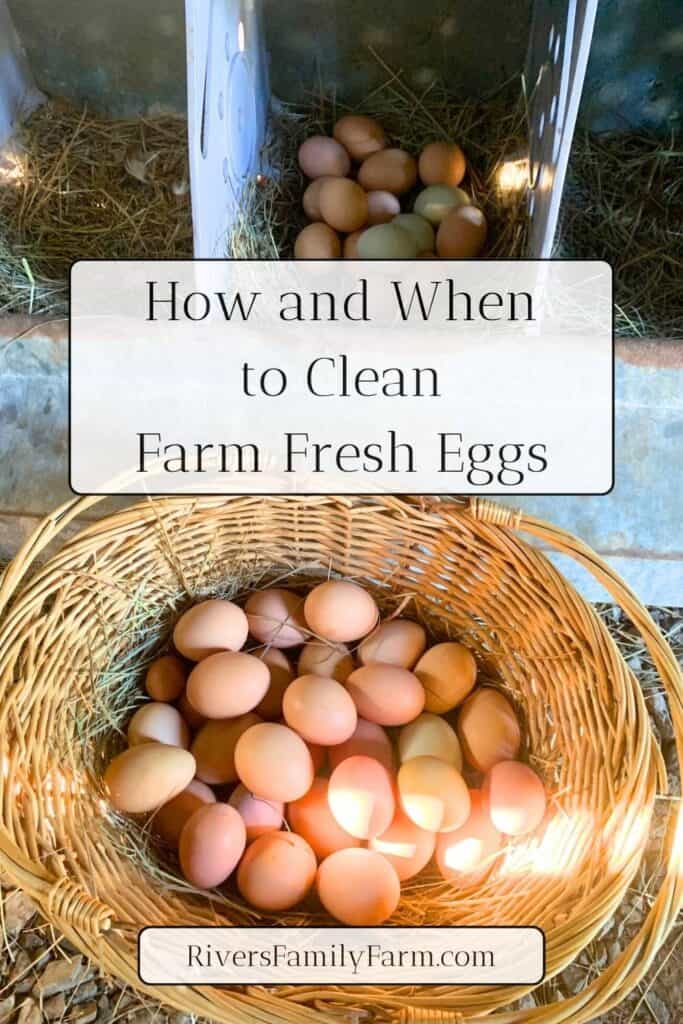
[0,494,681,1024]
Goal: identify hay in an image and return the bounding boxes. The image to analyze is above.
[229,54,531,260]
[558,130,683,339]
[0,101,193,317]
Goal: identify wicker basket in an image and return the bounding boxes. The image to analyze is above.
[0,494,680,1024]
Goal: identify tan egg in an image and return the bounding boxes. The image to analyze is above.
[436,205,487,258]
[328,755,395,839]
[178,689,207,732]
[235,722,314,802]
[303,175,338,220]
[435,789,502,887]
[127,703,190,749]
[414,642,477,713]
[173,599,248,661]
[253,647,294,719]
[392,213,435,255]
[191,713,261,785]
[370,807,436,881]
[304,580,378,643]
[298,135,351,178]
[413,185,470,225]
[328,717,395,773]
[145,654,187,702]
[294,222,342,259]
[457,687,521,772]
[179,803,246,888]
[343,229,365,258]
[319,178,368,233]
[287,777,361,860]
[418,141,467,187]
[357,222,418,259]
[485,761,546,837]
[238,832,317,911]
[317,848,400,925]
[186,651,270,719]
[283,674,358,746]
[298,641,354,683]
[228,783,283,842]
[358,619,427,669]
[358,148,417,195]
[345,664,425,726]
[398,712,462,770]
[366,190,401,225]
[104,744,196,814]
[333,114,387,160]
[398,756,470,833]
[153,778,216,847]
[245,588,307,648]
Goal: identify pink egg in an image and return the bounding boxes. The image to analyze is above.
[228,783,284,842]
[245,588,308,648]
[366,190,401,225]
[328,718,395,773]
[179,803,246,888]
[287,777,361,860]
[345,664,425,726]
[283,674,357,746]
[328,755,395,840]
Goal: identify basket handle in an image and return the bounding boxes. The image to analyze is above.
[410,497,683,1024]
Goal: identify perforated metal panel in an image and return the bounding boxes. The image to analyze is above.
[186,0,268,258]
[525,0,599,257]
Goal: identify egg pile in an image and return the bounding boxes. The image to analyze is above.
[293,115,488,260]
[103,580,547,925]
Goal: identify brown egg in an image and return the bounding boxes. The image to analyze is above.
[186,651,269,719]
[418,141,467,187]
[414,642,477,713]
[228,783,283,842]
[358,149,418,195]
[328,755,395,839]
[398,712,462,770]
[245,588,307,648]
[319,178,368,233]
[358,619,427,669]
[307,741,327,774]
[153,778,216,846]
[343,230,365,258]
[253,647,294,719]
[287,777,361,860]
[485,761,546,837]
[179,803,246,888]
[317,848,400,925]
[304,580,378,643]
[127,703,190,749]
[294,222,342,259]
[178,689,207,732]
[366,190,401,225]
[333,114,387,161]
[398,756,470,833]
[238,832,317,911]
[436,205,487,258]
[298,135,351,178]
[145,654,187,702]
[234,722,314,802]
[298,641,354,683]
[345,664,425,726]
[457,687,521,772]
[302,176,338,220]
[173,600,248,661]
[104,744,196,814]
[370,807,436,881]
[191,713,261,785]
[328,717,395,773]
[435,789,502,887]
[283,674,358,746]
[413,185,470,225]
